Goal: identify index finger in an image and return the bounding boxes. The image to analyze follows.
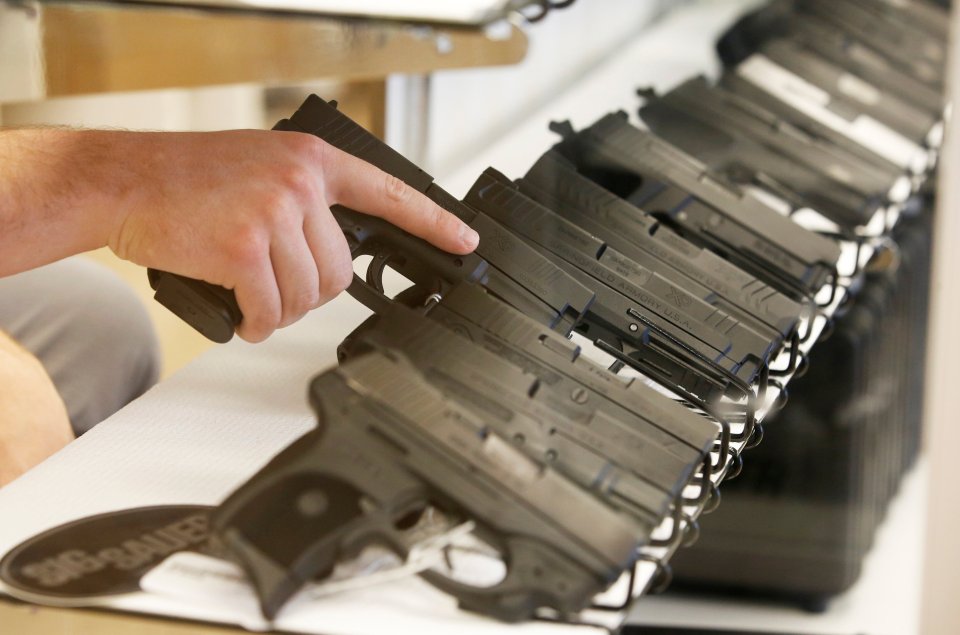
[319,142,479,255]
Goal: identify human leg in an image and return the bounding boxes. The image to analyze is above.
[0,257,161,436]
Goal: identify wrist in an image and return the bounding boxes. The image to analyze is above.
[0,128,135,275]
[64,129,145,255]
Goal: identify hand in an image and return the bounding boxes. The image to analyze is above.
[104,130,480,342]
[0,331,73,487]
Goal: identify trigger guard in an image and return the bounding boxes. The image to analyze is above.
[335,508,412,567]
[419,534,602,622]
[346,274,394,315]
[337,488,431,562]
[366,252,392,293]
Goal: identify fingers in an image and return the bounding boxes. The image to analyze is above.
[320,142,480,255]
[236,202,352,341]
[234,256,283,344]
[217,133,479,343]
[236,231,351,340]
[270,228,320,329]
[302,206,354,307]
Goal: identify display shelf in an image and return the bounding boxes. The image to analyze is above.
[0,0,934,633]
[0,0,527,103]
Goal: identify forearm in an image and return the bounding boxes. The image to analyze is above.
[0,128,129,277]
[0,125,477,341]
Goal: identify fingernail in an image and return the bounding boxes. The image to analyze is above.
[459,224,480,250]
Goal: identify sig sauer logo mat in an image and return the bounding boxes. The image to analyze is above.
[667,286,692,309]
[0,505,215,601]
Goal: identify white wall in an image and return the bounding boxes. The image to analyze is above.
[920,4,960,633]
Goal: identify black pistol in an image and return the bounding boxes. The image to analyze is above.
[547,113,842,303]
[337,297,716,529]
[795,0,947,87]
[361,281,721,464]
[213,350,643,622]
[639,77,901,229]
[465,167,782,404]
[518,149,804,337]
[716,2,944,116]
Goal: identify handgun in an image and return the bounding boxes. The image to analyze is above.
[337,299,711,532]
[518,149,804,336]
[795,0,947,86]
[868,0,951,40]
[638,76,900,229]
[213,350,643,622]
[720,59,931,177]
[358,281,726,468]
[149,95,596,342]
[275,95,595,334]
[716,3,944,116]
[847,0,950,41]
[752,39,937,145]
[465,167,782,404]
[545,113,842,304]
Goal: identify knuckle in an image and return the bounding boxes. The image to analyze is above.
[227,226,266,269]
[279,162,318,203]
[284,130,323,163]
[332,262,354,295]
[253,187,293,225]
[225,230,262,271]
[295,286,321,314]
[427,203,460,242]
[432,205,454,232]
[318,253,353,303]
[255,185,306,235]
[279,136,323,194]
[258,145,323,222]
[241,308,277,343]
[259,301,282,336]
[318,270,347,303]
[383,173,411,204]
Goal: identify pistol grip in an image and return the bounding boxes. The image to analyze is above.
[214,387,430,619]
[147,269,241,343]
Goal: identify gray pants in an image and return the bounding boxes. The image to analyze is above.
[0,258,161,436]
